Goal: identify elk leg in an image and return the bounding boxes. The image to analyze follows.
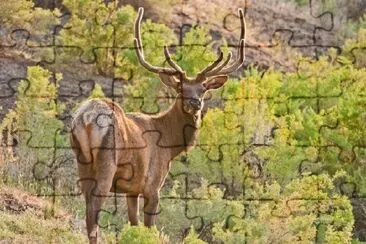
[85,162,116,243]
[77,166,99,243]
[85,194,100,244]
[127,194,139,225]
[143,192,159,227]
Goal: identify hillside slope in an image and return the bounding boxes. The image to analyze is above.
[0,184,87,243]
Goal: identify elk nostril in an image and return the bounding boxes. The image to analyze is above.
[189,99,201,109]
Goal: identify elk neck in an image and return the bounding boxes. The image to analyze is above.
[150,94,201,157]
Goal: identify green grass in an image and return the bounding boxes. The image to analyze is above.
[0,211,87,243]
[0,183,87,243]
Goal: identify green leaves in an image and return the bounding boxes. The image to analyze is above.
[0,66,67,182]
[118,224,167,244]
[177,49,364,241]
[211,174,353,243]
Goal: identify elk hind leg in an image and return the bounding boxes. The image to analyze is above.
[143,191,159,227]
[85,151,116,243]
[127,193,139,225]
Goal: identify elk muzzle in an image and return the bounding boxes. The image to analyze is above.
[189,99,202,110]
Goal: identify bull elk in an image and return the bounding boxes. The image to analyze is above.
[71,7,246,243]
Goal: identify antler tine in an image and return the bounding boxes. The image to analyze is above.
[134,7,181,75]
[205,51,233,76]
[216,39,245,75]
[134,7,144,55]
[133,39,168,73]
[199,8,246,78]
[196,50,224,78]
[163,45,185,74]
[213,8,246,75]
[238,8,246,46]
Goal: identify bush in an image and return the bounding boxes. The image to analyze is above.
[183,227,207,244]
[0,0,60,40]
[343,27,366,67]
[212,174,354,243]
[88,83,106,99]
[118,224,168,244]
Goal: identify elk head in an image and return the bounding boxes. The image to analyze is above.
[134,7,246,116]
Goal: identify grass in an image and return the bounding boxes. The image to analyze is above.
[0,184,87,243]
[0,211,87,243]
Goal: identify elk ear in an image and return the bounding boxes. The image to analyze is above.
[202,75,228,90]
[159,73,181,92]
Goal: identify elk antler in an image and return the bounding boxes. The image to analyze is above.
[134,7,246,82]
[196,8,246,81]
[134,8,187,79]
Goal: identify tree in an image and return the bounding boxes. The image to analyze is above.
[0,66,67,191]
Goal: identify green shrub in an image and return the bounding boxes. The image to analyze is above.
[343,27,366,67]
[0,0,60,40]
[0,0,33,24]
[88,83,106,99]
[212,174,354,243]
[183,226,207,244]
[118,224,168,244]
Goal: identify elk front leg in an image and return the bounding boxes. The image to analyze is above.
[127,194,139,225]
[143,192,159,227]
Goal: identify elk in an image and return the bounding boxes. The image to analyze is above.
[70,7,246,243]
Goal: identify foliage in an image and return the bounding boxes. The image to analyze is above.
[168,51,362,241]
[261,54,366,192]
[58,1,134,76]
[289,0,308,6]
[57,0,177,78]
[118,224,169,244]
[0,0,33,24]
[356,14,366,30]
[173,68,281,195]
[174,48,365,192]
[183,226,207,244]
[212,174,354,243]
[121,18,178,113]
[88,83,106,99]
[0,0,60,40]
[0,66,68,187]
[186,178,244,236]
[343,27,366,67]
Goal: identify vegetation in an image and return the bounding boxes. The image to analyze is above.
[0,183,87,243]
[1,0,365,243]
[0,66,68,189]
[118,224,169,244]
